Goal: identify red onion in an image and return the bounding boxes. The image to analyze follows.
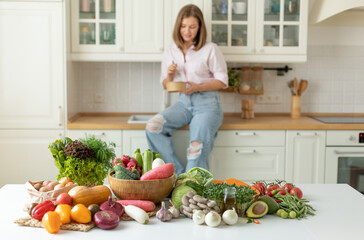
[94,210,119,230]
[100,195,124,217]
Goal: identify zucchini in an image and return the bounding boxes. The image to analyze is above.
[142,149,153,175]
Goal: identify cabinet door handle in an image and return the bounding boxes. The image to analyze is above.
[235,132,256,136]
[296,132,317,136]
[58,106,63,127]
[235,149,256,154]
[334,150,364,155]
[94,132,106,137]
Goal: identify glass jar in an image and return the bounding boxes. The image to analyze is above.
[80,26,90,44]
[252,67,263,91]
[222,187,237,213]
[239,67,251,92]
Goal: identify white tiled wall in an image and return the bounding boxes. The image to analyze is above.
[71,45,364,114]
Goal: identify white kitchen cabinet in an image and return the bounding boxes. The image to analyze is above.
[70,0,164,61]
[0,1,65,128]
[66,130,122,157]
[204,0,308,62]
[0,130,64,188]
[285,130,326,184]
[71,0,124,53]
[210,130,286,181]
[122,130,190,167]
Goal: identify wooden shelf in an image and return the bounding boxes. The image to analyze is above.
[219,87,264,95]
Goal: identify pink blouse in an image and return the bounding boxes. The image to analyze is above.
[161,42,228,89]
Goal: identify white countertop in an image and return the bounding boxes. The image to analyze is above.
[1,184,364,240]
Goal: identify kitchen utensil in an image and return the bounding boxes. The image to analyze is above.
[287,80,296,95]
[293,78,298,95]
[108,172,175,203]
[298,79,308,95]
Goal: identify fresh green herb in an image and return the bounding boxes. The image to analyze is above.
[202,182,256,205]
[49,136,116,186]
[275,192,316,220]
[228,68,240,89]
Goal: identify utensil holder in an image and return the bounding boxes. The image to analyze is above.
[241,99,254,119]
[291,95,301,118]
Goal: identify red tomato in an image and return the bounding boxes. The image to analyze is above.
[252,182,266,195]
[267,184,279,192]
[283,183,294,192]
[56,193,73,205]
[290,187,303,199]
[276,187,286,195]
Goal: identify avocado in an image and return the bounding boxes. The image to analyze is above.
[259,195,279,214]
[246,201,268,218]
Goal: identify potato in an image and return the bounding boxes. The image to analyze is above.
[33,183,42,191]
[48,182,58,190]
[59,176,71,186]
[39,186,50,192]
[54,184,64,190]
[65,182,74,187]
[42,180,51,186]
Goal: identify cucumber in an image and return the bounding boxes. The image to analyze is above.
[142,149,153,175]
[114,165,140,180]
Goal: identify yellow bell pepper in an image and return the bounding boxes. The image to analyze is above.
[42,211,61,234]
[71,204,91,224]
[55,204,72,224]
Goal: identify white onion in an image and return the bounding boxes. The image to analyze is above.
[192,210,205,225]
[222,209,238,225]
[205,211,221,227]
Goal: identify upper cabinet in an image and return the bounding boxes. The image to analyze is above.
[204,0,308,62]
[70,0,308,62]
[0,1,65,129]
[71,0,164,61]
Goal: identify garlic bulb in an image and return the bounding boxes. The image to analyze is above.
[156,202,173,222]
[222,208,238,225]
[192,210,205,225]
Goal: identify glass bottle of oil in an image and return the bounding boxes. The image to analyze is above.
[222,187,237,213]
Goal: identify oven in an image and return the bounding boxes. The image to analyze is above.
[325,131,364,194]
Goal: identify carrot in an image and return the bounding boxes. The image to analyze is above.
[224,178,260,195]
[224,178,249,187]
[213,179,224,184]
[140,163,175,180]
[117,200,155,212]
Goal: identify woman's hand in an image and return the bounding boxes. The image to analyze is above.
[167,63,178,80]
[182,81,201,94]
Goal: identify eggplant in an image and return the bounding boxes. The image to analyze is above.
[94,210,120,230]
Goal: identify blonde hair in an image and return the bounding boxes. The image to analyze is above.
[172,4,207,51]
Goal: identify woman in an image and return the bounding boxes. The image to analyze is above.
[145,4,228,175]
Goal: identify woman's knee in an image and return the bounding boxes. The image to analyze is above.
[187,141,203,160]
[146,114,166,133]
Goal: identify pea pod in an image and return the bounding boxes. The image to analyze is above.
[142,149,153,175]
[134,148,143,166]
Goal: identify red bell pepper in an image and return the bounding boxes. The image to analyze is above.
[31,200,56,221]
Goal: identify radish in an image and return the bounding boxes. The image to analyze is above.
[124,205,149,224]
[117,200,155,212]
[140,163,175,181]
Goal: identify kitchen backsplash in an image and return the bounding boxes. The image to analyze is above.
[72,45,364,113]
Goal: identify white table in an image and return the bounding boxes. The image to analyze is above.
[1,184,363,240]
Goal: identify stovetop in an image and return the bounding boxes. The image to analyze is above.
[311,116,364,124]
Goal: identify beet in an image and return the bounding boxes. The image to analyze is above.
[94,210,120,230]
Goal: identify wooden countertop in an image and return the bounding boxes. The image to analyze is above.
[67,112,364,130]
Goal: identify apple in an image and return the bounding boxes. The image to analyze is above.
[56,193,73,205]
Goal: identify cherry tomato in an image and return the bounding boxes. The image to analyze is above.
[290,187,303,199]
[283,183,294,192]
[276,187,286,195]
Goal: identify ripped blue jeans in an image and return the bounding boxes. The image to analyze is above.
[145,91,223,176]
